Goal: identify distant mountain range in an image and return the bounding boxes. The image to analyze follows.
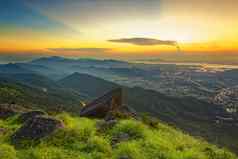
[0,56,238,153]
[0,69,84,113]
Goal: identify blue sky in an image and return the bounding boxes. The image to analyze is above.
[0,0,238,63]
[0,0,70,31]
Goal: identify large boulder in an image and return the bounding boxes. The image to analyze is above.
[80,88,122,118]
[18,110,47,122]
[12,116,63,142]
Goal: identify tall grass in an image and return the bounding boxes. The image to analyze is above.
[0,113,237,159]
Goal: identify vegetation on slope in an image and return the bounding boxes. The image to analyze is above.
[59,73,238,154]
[0,113,237,159]
[59,72,118,100]
[0,77,84,113]
[0,71,237,155]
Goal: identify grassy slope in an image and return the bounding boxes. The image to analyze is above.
[0,113,237,159]
[59,73,238,153]
[0,76,84,113]
[0,72,237,155]
[123,87,238,152]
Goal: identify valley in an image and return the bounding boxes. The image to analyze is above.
[0,56,238,154]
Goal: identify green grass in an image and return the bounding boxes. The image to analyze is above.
[0,113,237,159]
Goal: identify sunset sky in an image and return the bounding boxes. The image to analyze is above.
[1,0,238,63]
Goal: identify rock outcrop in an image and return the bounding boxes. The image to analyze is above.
[80,88,122,118]
[80,88,137,119]
[18,110,47,122]
[12,116,63,142]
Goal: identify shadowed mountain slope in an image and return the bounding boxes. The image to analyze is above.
[0,74,84,113]
[59,72,118,100]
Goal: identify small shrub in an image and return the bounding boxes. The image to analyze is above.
[80,136,112,159]
[18,147,86,159]
[0,144,17,159]
[113,142,144,159]
[55,113,75,128]
[84,136,112,154]
[0,113,237,159]
[141,113,159,128]
[43,128,88,149]
[204,147,237,159]
[110,120,146,140]
[43,115,96,150]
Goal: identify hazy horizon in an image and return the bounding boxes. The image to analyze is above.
[1,0,238,64]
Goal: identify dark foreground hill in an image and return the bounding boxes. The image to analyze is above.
[0,105,237,159]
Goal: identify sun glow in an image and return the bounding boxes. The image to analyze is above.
[1,0,238,60]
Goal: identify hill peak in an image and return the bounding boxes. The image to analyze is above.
[59,73,118,100]
[31,56,68,63]
[70,72,102,78]
[0,63,33,74]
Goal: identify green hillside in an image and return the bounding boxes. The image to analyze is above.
[59,73,238,154]
[0,76,84,113]
[0,72,237,155]
[0,112,236,159]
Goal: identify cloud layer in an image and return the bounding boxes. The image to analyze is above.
[108,38,178,46]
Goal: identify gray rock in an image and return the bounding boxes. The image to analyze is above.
[18,110,46,122]
[12,116,63,142]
